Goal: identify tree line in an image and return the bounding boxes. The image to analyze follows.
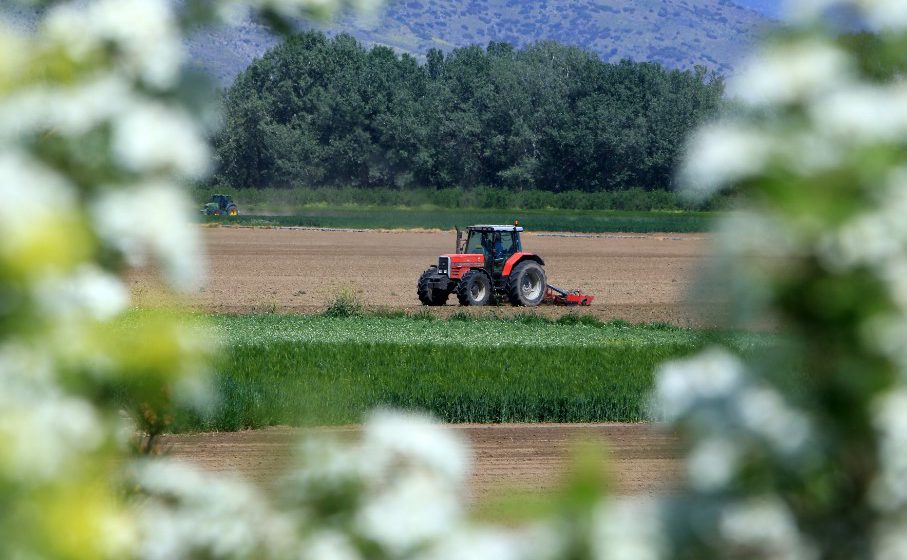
[214,31,725,192]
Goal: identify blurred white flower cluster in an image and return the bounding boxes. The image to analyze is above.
[787,0,907,31]
[663,0,907,557]
[0,0,212,555]
[5,0,907,557]
[131,410,664,560]
[0,0,389,557]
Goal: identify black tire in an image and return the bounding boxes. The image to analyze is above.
[227,204,239,217]
[507,260,547,307]
[417,267,449,306]
[457,270,493,306]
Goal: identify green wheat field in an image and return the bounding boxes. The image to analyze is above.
[173,313,765,431]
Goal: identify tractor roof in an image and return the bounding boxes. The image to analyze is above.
[468,225,523,232]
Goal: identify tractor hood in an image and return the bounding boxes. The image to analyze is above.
[442,253,484,268]
[438,253,484,278]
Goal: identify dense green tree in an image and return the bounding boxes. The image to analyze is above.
[214,31,725,191]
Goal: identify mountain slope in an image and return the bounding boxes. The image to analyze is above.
[3,0,775,86]
[188,0,774,84]
[732,0,783,18]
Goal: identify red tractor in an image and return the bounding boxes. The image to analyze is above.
[417,224,549,307]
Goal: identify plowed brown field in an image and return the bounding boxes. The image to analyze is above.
[161,423,682,502]
[146,227,701,500]
[131,226,719,325]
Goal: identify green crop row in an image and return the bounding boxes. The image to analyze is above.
[193,186,735,213]
[171,314,764,431]
[201,207,714,233]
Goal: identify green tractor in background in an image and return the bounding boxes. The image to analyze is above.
[202,194,239,217]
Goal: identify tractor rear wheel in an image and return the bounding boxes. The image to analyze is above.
[227,204,239,217]
[457,270,493,306]
[417,267,449,306]
[507,261,547,306]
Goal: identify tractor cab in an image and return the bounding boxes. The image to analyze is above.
[462,225,523,270]
[210,194,231,208]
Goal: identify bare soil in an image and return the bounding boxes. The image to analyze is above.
[143,229,695,501]
[161,423,682,502]
[130,227,720,326]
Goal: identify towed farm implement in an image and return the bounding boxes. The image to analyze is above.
[417,223,595,307]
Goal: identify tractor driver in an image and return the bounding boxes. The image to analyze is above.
[480,232,511,264]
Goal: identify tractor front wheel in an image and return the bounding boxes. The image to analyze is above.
[457,270,493,306]
[507,261,547,306]
[417,267,450,306]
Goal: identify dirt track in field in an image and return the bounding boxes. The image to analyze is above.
[130,226,720,326]
[161,423,682,501]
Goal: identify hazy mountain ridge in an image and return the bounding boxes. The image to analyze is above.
[3,0,776,85]
[190,0,774,84]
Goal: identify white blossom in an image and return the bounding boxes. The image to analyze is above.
[720,498,815,560]
[875,516,907,560]
[785,0,846,22]
[862,0,907,30]
[35,265,130,321]
[818,174,907,274]
[301,530,362,560]
[819,213,898,272]
[91,182,203,290]
[0,151,80,272]
[729,39,852,108]
[44,0,183,88]
[686,437,742,492]
[135,460,297,560]
[0,76,133,140]
[112,102,210,178]
[871,389,907,510]
[355,470,461,556]
[790,0,907,31]
[284,434,366,509]
[681,122,772,197]
[811,84,907,145]
[737,387,811,454]
[425,527,528,560]
[861,315,907,372]
[590,498,665,560]
[655,348,745,421]
[0,388,103,482]
[360,410,470,486]
[0,23,26,84]
[0,151,75,236]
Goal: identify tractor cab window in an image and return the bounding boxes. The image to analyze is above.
[495,232,517,258]
[465,232,488,254]
[465,231,519,262]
